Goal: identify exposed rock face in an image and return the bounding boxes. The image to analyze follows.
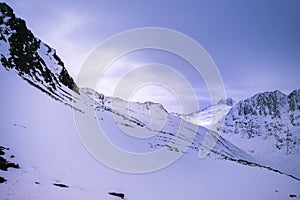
[0,2,78,105]
[222,90,300,155]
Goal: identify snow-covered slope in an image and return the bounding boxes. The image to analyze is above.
[1,67,300,199]
[1,2,300,199]
[0,2,79,108]
[1,65,300,199]
[178,98,234,130]
[222,90,300,178]
[180,91,300,180]
[79,87,248,160]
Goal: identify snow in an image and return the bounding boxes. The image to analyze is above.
[0,28,10,58]
[1,4,300,198]
[178,90,300,180]
[178,103,232,129]
[1,65,300,199]
[37,43,63,76]
[221,91,300,178]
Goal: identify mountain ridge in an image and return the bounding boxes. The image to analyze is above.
[0,1,251,164]
[220,89,300,177]
[0,2,78,107]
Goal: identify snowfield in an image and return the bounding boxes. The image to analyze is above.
[1,65,300,200]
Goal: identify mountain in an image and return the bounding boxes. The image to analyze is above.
[221,90,300,177]
[1,2,300,199]
[0,2,250,164]
[79,87,249,160]
[179,90,300,179]
[0,2,79,108]
[178,98,234,130]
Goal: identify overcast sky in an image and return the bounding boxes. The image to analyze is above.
[4,0,300,113]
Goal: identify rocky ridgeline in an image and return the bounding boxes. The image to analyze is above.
[222,90,300,155]
[0,3,78,105]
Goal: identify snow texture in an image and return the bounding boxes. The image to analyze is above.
[1,2,300,200]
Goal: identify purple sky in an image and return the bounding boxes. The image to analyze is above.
[4,0,300,112]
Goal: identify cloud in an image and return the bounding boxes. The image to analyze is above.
[92,57,203,113]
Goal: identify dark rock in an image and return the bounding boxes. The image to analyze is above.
[218,98,234,106]
[53,183,69,188]
[0,176,6,183]
[0,2,79,109]
[108,192,125,199]
[288,89,300,111]
[0,145,20,171]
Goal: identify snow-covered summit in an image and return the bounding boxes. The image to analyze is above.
[81,87,168,125]
[222,89,300,177]
[177,98,234,129]
[228,90,289,117]
[223,89,300,145]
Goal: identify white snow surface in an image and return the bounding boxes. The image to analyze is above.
[178,103,232,130]
[1,65,300,200]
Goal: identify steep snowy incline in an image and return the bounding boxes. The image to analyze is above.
[222,90,300,178]
[0,2,79,107]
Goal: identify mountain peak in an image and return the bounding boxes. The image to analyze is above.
[233,90,289,117]
[222,89,300,155]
